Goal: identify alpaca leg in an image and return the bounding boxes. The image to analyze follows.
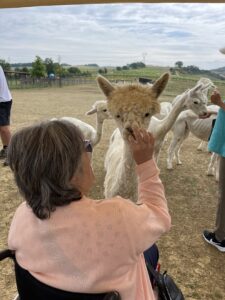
[167,137,179,169]
[197,140,207,151]
[174,143,183,165]
[207,152,217,176]
[167,121,187,169]
[215,155,220,182]
[174,130,189,165]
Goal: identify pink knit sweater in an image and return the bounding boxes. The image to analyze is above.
[8,159,171,300]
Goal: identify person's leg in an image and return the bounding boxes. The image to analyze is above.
[215,156,225,241]
[0,125,11,146]
[203,155,225,251]
[0,101,12,164]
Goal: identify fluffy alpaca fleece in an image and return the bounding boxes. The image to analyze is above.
[154,101,173,120]
[97,73,169,202]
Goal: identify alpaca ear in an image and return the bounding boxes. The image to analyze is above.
[97,75,115,97]
[151,73,169,98]
[86,107,97,115]
[190,83,203,94]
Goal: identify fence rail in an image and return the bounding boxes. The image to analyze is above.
[7,76,98,89]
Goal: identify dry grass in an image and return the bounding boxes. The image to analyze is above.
[0,84,225,300]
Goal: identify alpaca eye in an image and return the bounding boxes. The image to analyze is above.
[145,113,150,117]
[193,101,199,104]
[103,109,107,112]
[116,114,120,118]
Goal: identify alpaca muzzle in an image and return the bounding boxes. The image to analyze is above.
[126,127,136,139]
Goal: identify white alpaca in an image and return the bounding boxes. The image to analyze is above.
[154,101,173,145]
[58,100,111,147]
[166,105,219,171]
[154,102,173,120]
[197,77,216,89]
[148,83,210,162]
[171,77,215,107]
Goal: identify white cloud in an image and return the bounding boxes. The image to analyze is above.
[0,3,225,69]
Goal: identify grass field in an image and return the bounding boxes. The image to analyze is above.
[1,77,225,299]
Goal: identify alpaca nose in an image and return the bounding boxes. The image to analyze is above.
[126,127,133,134]
[126,127,135,139]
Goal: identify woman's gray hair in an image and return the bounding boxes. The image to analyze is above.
[8,120,85,220]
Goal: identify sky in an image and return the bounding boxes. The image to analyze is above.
[1,3,225,70]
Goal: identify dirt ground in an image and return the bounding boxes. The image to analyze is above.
[0,84,224,300]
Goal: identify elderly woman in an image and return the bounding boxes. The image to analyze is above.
[7,120,171,300]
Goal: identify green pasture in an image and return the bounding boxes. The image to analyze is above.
[7,66,225,101]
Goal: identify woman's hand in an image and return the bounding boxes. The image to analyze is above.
[211,90,223,106]
[127,127,155,165]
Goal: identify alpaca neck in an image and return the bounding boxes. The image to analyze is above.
[118,140,137,201]
[155,96,187,139]
[122,142,135,171]
[92,116,103,146]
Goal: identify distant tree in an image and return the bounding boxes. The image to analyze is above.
[169,67,176,75]
[184,65,200,74]
[44,58,55,75]
[82,71,91,76]
[129,62,146,69]
[51,63,67,77]
[116,66,122,71]
[21,67,29,73]
[31,56,46,78]
[68,67,81,75]
[15,66,29,73]
[54,64,68,78]
[0,59,11,71]
[104,67,108,74]
[122,66,129,70]
[15,67,21,72]
[98,69,104,74]
[175,61,183,68]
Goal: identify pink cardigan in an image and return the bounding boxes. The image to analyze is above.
[8,159,171,300]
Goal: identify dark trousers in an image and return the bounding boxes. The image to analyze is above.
[144,244,159,285]
[215,156,225,241]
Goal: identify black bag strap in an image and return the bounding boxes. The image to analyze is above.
[146,261,185,300]
[146,261,162,281]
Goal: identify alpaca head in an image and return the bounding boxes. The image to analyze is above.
[197,77,215,90]
[97,73,169,139]
[196,78,216,98]
[184,83,209,117]
[86,100,112,122]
